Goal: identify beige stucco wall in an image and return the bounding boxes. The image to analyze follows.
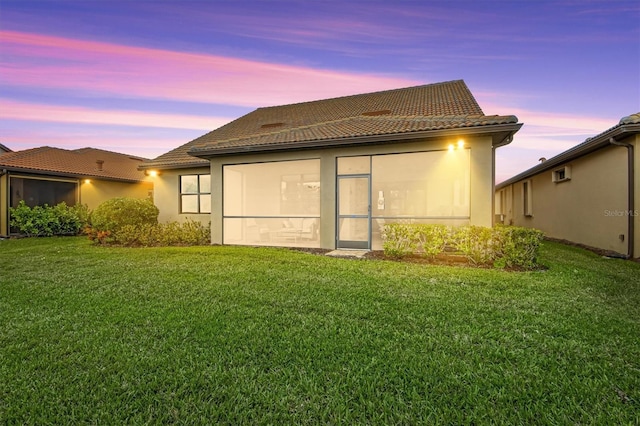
[498,140,636,256]
[80,179,153,210]
[151,167,211,224]
[202,135,496,249]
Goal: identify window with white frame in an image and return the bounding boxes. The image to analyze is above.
[180,174,211,213]
[552,165,571,183]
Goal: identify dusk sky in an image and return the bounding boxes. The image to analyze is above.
[1,0,638,182]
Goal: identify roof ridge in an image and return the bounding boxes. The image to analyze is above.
[255,79,467,111]
[0,145,149,182]
[147,79,510,165]
[71,147,149,160]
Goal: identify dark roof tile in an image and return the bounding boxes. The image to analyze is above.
[0,147,149,182]
[142,80,518,168]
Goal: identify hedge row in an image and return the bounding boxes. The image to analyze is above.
[90,220,211,247]
[9,201,89,237]
[10,197,211,247]
[382,223,544,269]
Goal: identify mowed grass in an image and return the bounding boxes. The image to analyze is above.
[1,237,639,424]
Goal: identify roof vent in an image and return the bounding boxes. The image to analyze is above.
[361,109,392,116]
[260,122,284,129]
[539,157,546,163]
[96,160,104,171]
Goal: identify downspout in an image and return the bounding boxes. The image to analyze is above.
[609,138,634,259]
[491,146,496,227]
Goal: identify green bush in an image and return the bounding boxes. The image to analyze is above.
[9,201,88,237]
[90,197,158,234]
[381,223,544,269]
[107,220,211,247]
[381,223,419,258]
[414,224,451,259]
[453,225,497,265]
[494,226,544,269]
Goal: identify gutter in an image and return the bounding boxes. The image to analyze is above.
[609,137,635,259]
[138,160,210,171]
[0,167,144,184]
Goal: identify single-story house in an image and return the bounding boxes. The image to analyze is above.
[496,113,640,259]
[140,80,522,250]
[0,146,153,236]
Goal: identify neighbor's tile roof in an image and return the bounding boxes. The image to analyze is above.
[0,147,149,182]
[142,80,519,168]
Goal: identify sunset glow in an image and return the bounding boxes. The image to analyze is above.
[0,1,638,181]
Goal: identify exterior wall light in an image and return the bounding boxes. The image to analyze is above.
[84,179,91,184]
[147,170,159,177]
[448,140,465,151]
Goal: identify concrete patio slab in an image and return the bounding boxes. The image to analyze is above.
[326,249,370,259]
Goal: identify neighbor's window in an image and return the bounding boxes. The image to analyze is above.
[523,180,533,217]
[180,174,211,213]
[499,189,507,216]
[552,166,571,183]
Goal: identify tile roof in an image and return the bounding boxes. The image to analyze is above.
[142,80,520,168]
[497,112,640,189]
[0,147,149,182]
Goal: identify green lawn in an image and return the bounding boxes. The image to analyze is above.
[1,237,639,424]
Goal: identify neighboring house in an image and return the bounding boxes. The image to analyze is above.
[140,80,522,250]
[0,146,153,236]
[496,113,640,259]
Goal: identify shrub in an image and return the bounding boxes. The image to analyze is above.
[9,201,88,237]
[163,219,211,246]
[414,224,451,259]
[453,225,497,266]
[90,197,158,234]
[105,220,211,247]
[382,223,544,270]
[381,223,419,258]
[494,226,544,269]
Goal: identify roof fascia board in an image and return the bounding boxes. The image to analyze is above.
[1,166,144,183]
[138,160,210,171]
[189,123,522,159]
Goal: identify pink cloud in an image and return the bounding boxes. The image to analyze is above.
[0,99,230,130]
[491,109,622,183]
[0,30,419,107]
